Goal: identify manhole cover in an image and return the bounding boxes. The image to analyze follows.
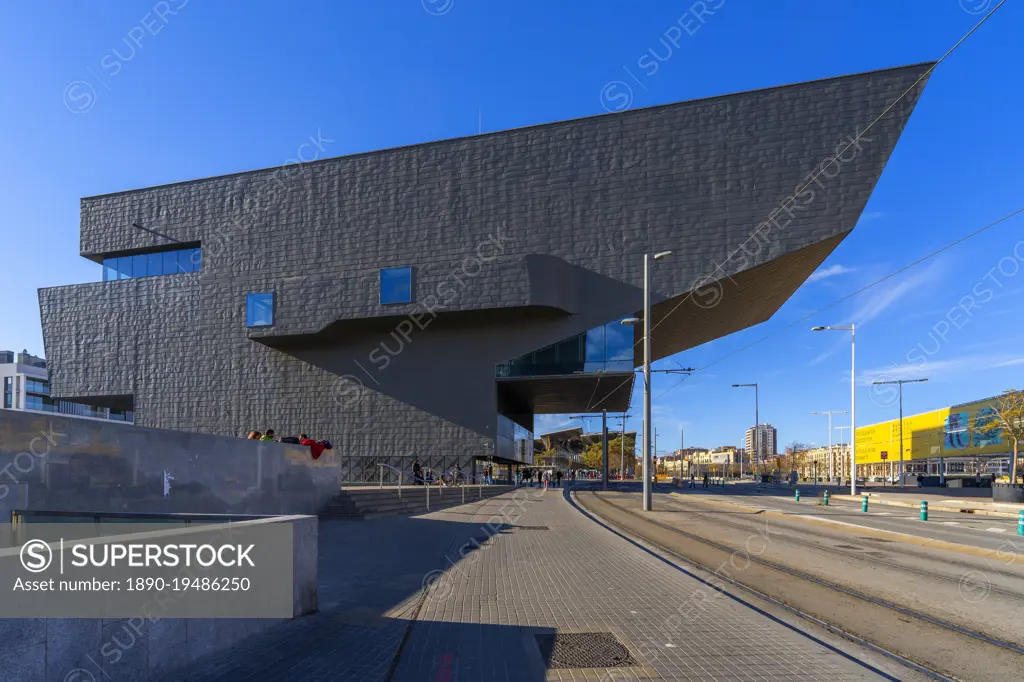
[535,632,636,669]
[514,525,549,531]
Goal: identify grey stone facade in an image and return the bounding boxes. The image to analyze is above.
[39,64,933,478]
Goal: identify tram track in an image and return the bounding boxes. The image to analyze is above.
[573,489,1024,682]
[656,493,1024,601]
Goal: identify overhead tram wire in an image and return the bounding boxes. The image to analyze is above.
[586,204,1024,414]
[671,205,1024,391]
[643,0,1009,345]
[578,3,1011,415]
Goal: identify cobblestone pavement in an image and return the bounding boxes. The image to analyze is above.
[171,485,892,681]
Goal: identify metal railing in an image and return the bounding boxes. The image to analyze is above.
[376,463,491,510]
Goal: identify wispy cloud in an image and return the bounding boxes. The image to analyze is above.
[807,264,854,283]
[849,260,945,327]
[860,353,1024,385]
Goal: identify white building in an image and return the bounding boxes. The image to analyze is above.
[1,349,133,423]
[745,424,778,467]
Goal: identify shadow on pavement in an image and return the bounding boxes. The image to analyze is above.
[162,511,550,682]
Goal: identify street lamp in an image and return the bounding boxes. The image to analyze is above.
[811,325,857,495]
[812,410,848,484]
[732,383,758,479]
[622,250,671,511]
[872,378,928,487]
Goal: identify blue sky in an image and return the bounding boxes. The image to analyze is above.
[1,1,1021,452]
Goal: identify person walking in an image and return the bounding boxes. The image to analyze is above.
[702,473,709,489]
[542,470,550,490]
[412,457,423,484]
[689,473,695,489]
[555,470,563,488]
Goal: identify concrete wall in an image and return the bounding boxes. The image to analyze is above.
[0,515,317,682]
[39,65,932,470]
[0,410,340,515]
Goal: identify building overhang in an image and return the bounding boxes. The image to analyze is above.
[497,372,634,414]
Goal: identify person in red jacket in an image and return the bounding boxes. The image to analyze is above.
[299,433,325,460]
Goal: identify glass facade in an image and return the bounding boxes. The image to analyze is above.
[246,292,274,327]
[495,317,635,377]
[380,266,413,304]
[102,248,202,282]
[496,414,534,464]
[3,377,11,409]
[25,378,48,395]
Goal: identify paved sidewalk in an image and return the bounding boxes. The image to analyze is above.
[170,486,893,681]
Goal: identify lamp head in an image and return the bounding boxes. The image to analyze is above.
[621,318,640,325]
[653,251,673,260]
[811,326,827,331]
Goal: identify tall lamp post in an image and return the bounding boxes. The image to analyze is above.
[872,378,928,487]
[812,410,847,483]
[622,250,672,512]
[811,325,857,495]
[732,383,758,479]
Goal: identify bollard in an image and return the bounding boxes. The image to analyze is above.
[920,500,928,521]
[861,494,868,512]
[1018,509,1023,536]
[795,489,800,502]
[823,490,829,506]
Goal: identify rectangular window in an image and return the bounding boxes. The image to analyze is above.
[380,266,413,304]
[163,251,179,275]
[2,377,11,409]
[103,258,118,282]
[246,292,274,327]
[133,254,148,279]
[117,256,133,279]
[178,249,195,273]
[147,253,163,278]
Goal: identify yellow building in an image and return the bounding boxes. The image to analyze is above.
[855,394,1013,479]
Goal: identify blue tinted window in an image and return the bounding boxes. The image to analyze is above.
[103,258,117,282]
[163,251,179,275]
[133,254,147,278]
[177,249,194,273]
[117,256,133,279]
[380,266,413,304]
[246,293,274,327]
[605,319,633,370]
[147,253,162,278]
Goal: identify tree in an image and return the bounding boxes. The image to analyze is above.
[989,390,1024,484]
[535,448,557,468]
[581,435,636,474]
[785,441,808,456]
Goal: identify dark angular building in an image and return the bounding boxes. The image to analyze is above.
[39,64,933,481]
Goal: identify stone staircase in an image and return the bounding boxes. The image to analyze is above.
[319,485,515,519]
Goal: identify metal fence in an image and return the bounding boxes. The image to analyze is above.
[341,454,483,484]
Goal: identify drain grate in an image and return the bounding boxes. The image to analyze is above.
[514,525,550,531]
[535,632,636,669]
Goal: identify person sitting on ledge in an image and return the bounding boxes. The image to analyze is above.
[279,435,301,444]
[260,429,277,441]
[299,433,326,460]
[247,431,262,440]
